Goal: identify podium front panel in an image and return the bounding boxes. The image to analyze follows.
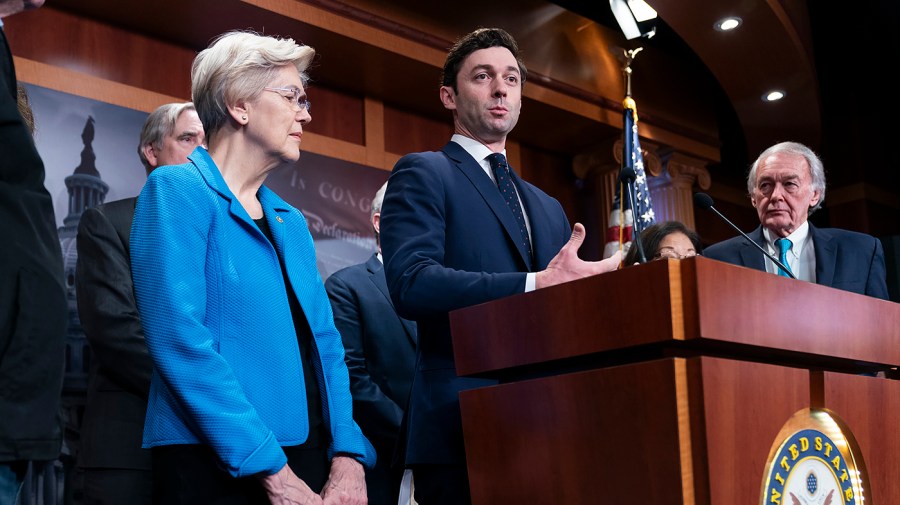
[459,356,814,505]
[460,359,688,504]
[696,357,809,504]
[814,371,900,504]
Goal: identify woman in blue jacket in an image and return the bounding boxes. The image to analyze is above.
[130,30,374,504]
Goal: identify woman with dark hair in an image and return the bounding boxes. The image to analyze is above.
[623,220,702,266]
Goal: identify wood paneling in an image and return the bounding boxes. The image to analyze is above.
[305,86,365,146]
[5,8,195,99]
[517,143,579,233]
[7,7,368,156]
[383,104,452,155]
[14,58,182,113]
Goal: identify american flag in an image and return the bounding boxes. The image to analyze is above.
[603,103,655,259]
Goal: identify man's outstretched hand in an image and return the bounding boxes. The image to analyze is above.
[535,223,622,289]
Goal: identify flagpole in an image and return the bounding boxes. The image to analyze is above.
[602,47,656,261]
[618,47,648,263]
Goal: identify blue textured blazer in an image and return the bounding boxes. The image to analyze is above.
[131,148,375,478]
[703,224,889,300]
[380,142,571,465]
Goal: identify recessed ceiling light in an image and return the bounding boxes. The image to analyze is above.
[714,17,742,32]
[763,90,786,102]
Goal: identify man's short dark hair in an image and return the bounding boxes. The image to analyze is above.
[441,28,527,93]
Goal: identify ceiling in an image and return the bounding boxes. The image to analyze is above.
[554,0,900,194]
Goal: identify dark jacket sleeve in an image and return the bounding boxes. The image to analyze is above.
[381,152,527,321]
[0,28,68,460]
[325,270,404,443]
[76,205,153,397]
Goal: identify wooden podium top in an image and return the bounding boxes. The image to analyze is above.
[449,256,900,378]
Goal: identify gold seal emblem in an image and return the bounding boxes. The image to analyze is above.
[760,408,869,505]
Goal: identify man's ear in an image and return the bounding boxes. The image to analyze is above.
[141,144,158,168]
[372,212,381,235]
[439,86,456,111]
[809,189,821,209]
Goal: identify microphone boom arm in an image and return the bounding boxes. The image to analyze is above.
[703,202,796,279]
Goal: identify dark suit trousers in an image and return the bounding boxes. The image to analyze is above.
[367,441,405,505]
[411,464,472,505]
[152,445,329,505]
[82,468,152,505]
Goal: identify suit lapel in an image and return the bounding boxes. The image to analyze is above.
[442,142,533,270]
[258,185,328,327]
[190,148,262,237]
[366,253,392,304]
[810,224,836,287]
[258,185,305,277]
[366,254,416,345]
[739,226,768,271]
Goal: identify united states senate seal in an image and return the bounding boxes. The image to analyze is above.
[759,408,868,505]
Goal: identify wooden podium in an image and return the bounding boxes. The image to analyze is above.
[449,257,900,504]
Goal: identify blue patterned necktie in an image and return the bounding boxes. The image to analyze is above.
[487,153,533,269]
[775,237,793,277]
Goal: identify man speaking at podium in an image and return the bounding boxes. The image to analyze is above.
[380,27,622,505]
[703,141,888,300]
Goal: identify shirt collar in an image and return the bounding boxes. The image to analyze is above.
[763,220,810,259]
[451,134,506,164]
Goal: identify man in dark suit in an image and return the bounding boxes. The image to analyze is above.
[380,27,622,505]
[325,181,417,505]
[75,102,204,505]
[703,141,888,300]
[0,2,67,502]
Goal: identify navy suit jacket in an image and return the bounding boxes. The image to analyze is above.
[325,253,416,504]
[703,224,889,300]
[380,141,571,465]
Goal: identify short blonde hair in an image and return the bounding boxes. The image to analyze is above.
[191,30,315,137]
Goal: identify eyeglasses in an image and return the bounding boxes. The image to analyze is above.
[653,247,698,260]
[263,86,312,112]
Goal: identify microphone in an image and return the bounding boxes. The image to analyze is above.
[693,192,795,279]
[619,165,647,263]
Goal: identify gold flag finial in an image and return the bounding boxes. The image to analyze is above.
[618,47,643,98]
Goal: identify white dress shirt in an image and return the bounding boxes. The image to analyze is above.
[762,221,816,282]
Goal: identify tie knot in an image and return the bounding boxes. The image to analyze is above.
[776,237,792,255]
[487,153,507,169]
